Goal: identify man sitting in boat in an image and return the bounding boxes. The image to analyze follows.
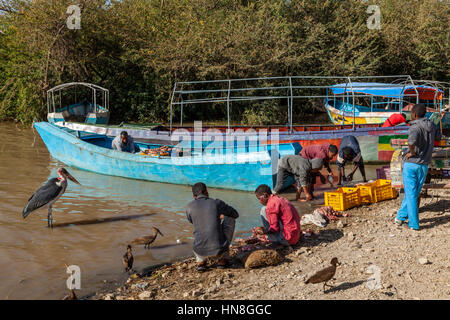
[300,143,338,188]
[254,184,301,250]
[273,155,324,202]
[336,135,367,186]
[186,182,239,272]
[111,131,139,153]
[382,113,408,127]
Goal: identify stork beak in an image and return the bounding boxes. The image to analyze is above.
[67,173,81,185]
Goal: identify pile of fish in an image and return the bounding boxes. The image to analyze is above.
[140,146,172,157]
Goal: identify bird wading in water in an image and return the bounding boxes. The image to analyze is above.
[132,227,164,249]
[122,245,134,273]
[305,257,340,292]
[22,168,81,228]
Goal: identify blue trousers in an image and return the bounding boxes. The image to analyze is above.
[396,162,428,230]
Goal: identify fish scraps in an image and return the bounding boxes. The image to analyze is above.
[231,227,271,253]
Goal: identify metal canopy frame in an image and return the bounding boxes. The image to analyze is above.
[47,82,109,114]
[169,75,445,134]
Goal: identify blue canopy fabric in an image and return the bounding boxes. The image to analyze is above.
[329,82,442,98]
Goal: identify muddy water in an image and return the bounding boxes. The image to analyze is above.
[0,122,378,299]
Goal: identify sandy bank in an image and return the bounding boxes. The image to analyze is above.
[91,189,450,300]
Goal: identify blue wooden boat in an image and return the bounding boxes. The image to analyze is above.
[34,122,301,191]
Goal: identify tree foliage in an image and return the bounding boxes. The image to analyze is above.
[0,0,448,124]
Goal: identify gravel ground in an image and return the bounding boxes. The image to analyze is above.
[92,189,450,300]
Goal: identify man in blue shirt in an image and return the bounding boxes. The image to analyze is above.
[395,104,441,230]
[336,135,367,185]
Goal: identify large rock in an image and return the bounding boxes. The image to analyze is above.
[243,249,283,269]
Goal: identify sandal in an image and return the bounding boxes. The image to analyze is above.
[403,224,419,231]
[393,217,404,226]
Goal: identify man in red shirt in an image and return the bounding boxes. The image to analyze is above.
[254,184,301,248]
[300,143,338,188]
[382,113,408,127]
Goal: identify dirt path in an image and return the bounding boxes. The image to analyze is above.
[93,189,450,300]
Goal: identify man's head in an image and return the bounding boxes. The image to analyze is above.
[310,158,323,173]
[120,131,129,144]
[192,182,208,199]
[342,147,355,161]
[411,104,426,120]
[328,144,338,159]
[255,184,272,206]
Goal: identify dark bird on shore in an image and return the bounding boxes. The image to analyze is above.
[22,168,81,228]
[305,257,339,292]
[122,245,134,272]
[132,227,164,249]
[62,289,77,300]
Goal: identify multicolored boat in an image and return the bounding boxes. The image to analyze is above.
[324,81,448,128]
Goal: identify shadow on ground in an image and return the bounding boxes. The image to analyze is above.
[299,228,344,248]
[324,280,366,294]
[420,213,450,230]
[419,199,448,214]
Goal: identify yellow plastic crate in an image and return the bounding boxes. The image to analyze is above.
[373,180,397,201]
[357,182,377,204]
[324,187,360,211]
[357,179,396,203]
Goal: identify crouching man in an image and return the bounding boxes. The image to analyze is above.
[186,182,239,271]
[254,184,301,249]
[273,155,324,202]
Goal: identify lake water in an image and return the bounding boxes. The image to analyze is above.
[0,122,377,299]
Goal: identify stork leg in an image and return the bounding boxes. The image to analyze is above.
[47,206,53,228]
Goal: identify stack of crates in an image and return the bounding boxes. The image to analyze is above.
[324,179,398,211]
[324,187,361,211]
[357,179,397,203]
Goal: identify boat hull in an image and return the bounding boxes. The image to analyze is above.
[34,122,284,192]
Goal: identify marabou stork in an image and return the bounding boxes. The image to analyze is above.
[22,167,81,228]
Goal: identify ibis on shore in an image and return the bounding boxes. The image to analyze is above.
[305,257,340,292]
[22,167,81,228]
[132,227,164,249]
[122,245,134,273]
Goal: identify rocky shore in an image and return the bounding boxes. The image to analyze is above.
[92,189,449,300]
